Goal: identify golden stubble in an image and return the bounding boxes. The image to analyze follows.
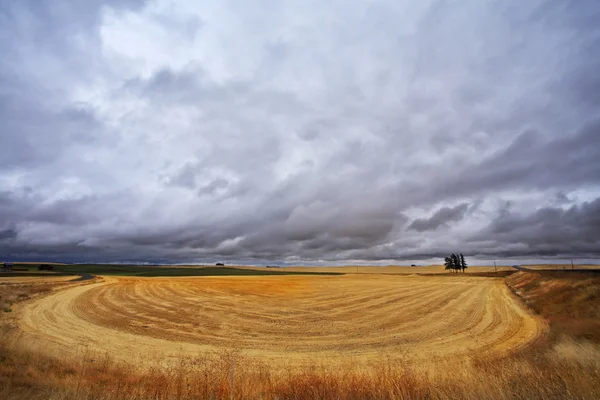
[11,273,548,372]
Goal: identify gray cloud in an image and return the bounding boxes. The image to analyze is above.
[466,198,600,258]
[1,0,599,264]
[408,204,470,232]
[0,226,17,241]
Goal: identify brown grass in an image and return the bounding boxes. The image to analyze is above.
[2,336,599,399]
[1,273,600,399]
[507,270,600,343]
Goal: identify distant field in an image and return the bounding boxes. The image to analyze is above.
[51,264,343,277]
[240,264,515,274]
[4,263,514,277]
[522,264,600,271]
[6,263,596,277]
[0,263,69,274]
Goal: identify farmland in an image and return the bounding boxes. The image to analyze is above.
[14,274,544,368]
[2,267,600,399]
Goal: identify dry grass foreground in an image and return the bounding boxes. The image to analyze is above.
[12,274,546,369]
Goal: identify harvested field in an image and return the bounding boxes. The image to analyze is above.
[14,274,546,369]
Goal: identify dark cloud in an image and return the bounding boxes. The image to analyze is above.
[1,0,599,264]
[408,204,470,232]
[554,192,572,205]
[0,227,17,241]
[402,122,600,209]
[467,198,600,257]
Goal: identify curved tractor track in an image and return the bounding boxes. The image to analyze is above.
[16,275,546,368]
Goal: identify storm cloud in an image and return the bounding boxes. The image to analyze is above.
[1,0,599,264]
[408,204,470,232]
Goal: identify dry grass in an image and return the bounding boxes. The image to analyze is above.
[507,270,600,343]
[2,336,599,400]
[1,273,600,399]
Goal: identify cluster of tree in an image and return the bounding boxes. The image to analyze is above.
[444,253,467,273]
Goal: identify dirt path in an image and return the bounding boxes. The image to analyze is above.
[14,274,547,369]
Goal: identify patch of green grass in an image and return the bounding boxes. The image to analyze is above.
[3,307,11,313]
[55,265,343,277]
[6,264,37,271]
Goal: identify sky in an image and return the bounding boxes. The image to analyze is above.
[1,0,599,265]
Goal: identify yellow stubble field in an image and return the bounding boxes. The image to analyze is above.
[12,273,546,371]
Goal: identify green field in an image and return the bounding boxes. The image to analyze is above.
[49,264,343,277]
[0,264,71,277]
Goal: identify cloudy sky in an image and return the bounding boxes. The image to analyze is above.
[1,0,599,265]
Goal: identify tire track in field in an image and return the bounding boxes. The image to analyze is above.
[15,275,547,367]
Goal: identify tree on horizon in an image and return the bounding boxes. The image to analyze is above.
[444,253,468,273]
